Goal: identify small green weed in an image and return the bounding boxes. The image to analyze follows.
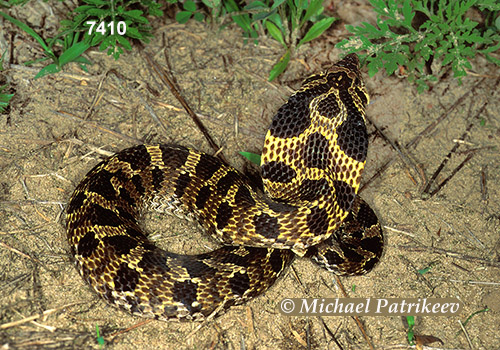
[406,315,415,345]
[175,0,207,23]
[172,0,336,81]
[337,0,500,92]
[1,0,161,78]
[64,0,160,59]
[95,324,105,348]
[0,11,91,79]
[239,151,262,165]
[0,51,14,113]
[3,1,334,81]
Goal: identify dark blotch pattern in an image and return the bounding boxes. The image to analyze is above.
[172,280,200,313]
[336,96,368,162]
[216,171,239,198]
[265,199,296,212]
[360,236,383,255]
[160,144,189,170]
[114,262,140,292]
[297,178,331,202]
[253,213,280,239]
[138,250,172,271]
[174,172,191,199]
[117,145,150,171]
[332,181,356,212]
[116,206,136,223]
[269,249,286,274]
[103,235,139,256]
[357,201,379,228]
[126,226,146,239]
[268,93,312,138]
[303,132,330,169]
[196,153,221,180]
[229,272,250,296]
[89,204,123,227]
[151,167,164,192]
[360,256,378,272]
[234,185,256,207]
[195,186,211,210]
[261,161,296,183]
[87,169,116,202]
[67,191,86,214]
[215,202,232,230]
[180,257,216,279]
[322,249,344,266]
[77,231,99,258]
[340,242,364,263]
[118,188,135,207]
[316,92,340,119]
[306,206,330,236]
[131,174,146,196]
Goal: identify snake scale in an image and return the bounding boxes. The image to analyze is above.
[66,54,383,321]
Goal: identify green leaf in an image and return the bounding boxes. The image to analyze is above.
[301,0,324,24]
[85,8,109,17]
[125,26,143,39]
[417,266,432,275]
[244,1,268,10]
[202,0,221,9]
[406,315,415,345]
[184,0,197,12]
[270,0,286,11]
[124,10,148,24]
[265,21,286,48]
[402,0,415,28]
[34,63,60,79]
[58,41,90,66]
[268,49,290,81]
[239,151,261,165]
[297,17,335,48]
[116,35,132,50]
[193,12,205,22]
[176,11,193,24]
[367,58,383,77]
[0,11,52,56]
[82,0,109,5]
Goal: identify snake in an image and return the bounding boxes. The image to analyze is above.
[66,54,383,321]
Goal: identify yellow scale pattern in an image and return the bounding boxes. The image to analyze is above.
[66,54,382,321]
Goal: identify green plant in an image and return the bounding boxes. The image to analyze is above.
[227,0,336,80]
[0,52,14,113]
[262,0,336,80]
[64,0,161,59]
[0,11,90,79]
[176,0,207,23]
[0,0,163,78]
[173,0,336,81]
[337,0,500,92]
[406,315,415,345]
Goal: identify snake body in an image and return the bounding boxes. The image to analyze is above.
[66,54,383,321]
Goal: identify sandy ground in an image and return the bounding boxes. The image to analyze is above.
[1,2,499,349]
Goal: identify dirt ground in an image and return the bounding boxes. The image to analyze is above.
[1,2,499,349]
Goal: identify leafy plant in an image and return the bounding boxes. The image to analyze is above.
[406,315,415,345]
[173,0,336,81]
[176,0,207,23]
[0,51,14,113]
[259,0,336,80]
[64,0,160,59]
[0,11,90,79]
[337,0,500,92]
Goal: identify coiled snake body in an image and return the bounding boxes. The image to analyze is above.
[66,54,383,321]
